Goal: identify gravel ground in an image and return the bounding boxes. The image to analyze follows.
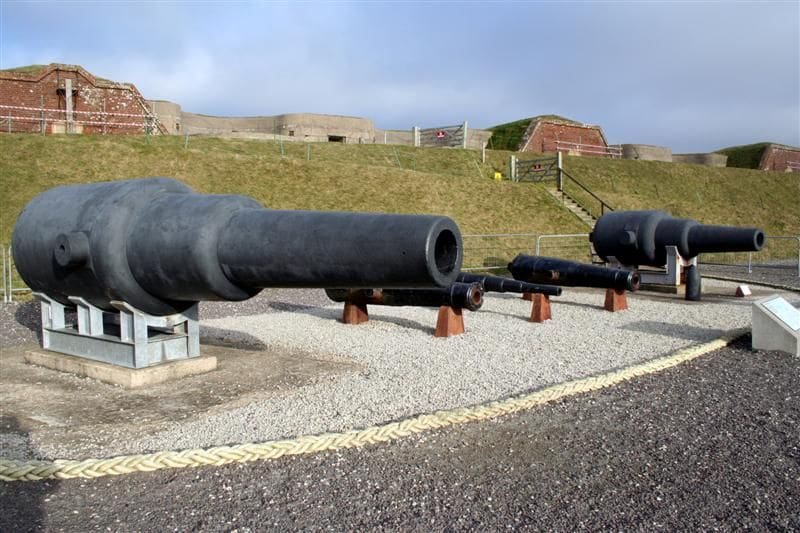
[2,280,798,461]
[2,336,797,531]
[133,280,796,457]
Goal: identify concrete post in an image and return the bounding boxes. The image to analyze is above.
[557,151,563,191]
[509,155,517,182]
[412,126,420,147]
[462,121,468,149]
[65,78,74,134]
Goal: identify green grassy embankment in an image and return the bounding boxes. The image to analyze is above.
[714,142,772,169]
[0,134,585,256]
[561,155,800,234]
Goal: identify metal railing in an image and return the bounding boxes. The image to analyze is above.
[559,169,614,219]
[2,245,30,303]
[555,141,622,158]
[461,233,538,271]
[461,232,595,271]
[0,104,160,135]
[698,235,800,278]
[535,234,593,261]
[787,161,800,172]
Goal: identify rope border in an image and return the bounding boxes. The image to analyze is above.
[0,329,747,482]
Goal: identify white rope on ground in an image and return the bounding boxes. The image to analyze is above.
[0,329,747,482]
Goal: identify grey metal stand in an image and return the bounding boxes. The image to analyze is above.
[607,246,697,286]
[35,292,200,369]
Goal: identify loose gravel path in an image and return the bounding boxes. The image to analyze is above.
[2,280,798,461]
[2,337,797,531]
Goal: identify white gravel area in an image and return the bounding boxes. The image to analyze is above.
[131,280,796,454]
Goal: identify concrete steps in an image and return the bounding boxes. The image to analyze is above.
[545,187,597,229]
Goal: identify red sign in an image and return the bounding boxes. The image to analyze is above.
[436,130,447,139]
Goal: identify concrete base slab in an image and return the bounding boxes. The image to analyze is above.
[641,283,681,295]
[24,350,217,388]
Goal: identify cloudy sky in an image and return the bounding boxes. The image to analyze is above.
[1,1,798,152]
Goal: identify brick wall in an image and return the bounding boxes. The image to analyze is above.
[0,65,154,135]
[523,121,608,155]
[759,144,800,172]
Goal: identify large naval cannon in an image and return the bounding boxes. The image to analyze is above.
[590,210,765,300]
[508,255,640,292]
[13,178,463,316]
[12,177,464,367]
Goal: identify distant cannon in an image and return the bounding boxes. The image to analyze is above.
[12,177,464,367]
[456,273,562,297]
[325,282,483,337]
[590,210,765,300]
[507,255,640,292]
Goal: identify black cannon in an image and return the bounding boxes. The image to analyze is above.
[325,282,484,312]
[508,255,640,292]
[12,178,463,316]
[456,273,562,297]
[590,210,765,300]
[590,210,765,266]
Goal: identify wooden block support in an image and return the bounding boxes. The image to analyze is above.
[521,292,533,301]
[530,293,552,323]
[603,288,628,312]
[435,306,465,337]
[735,285,752,297]
[342,302,369,324]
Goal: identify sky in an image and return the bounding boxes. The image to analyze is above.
[1,1,798,153]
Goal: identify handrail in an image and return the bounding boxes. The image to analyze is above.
[560,169,615,216]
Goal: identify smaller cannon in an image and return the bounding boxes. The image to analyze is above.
[325,282,484,312]
[507,255,640,292]
[326,283,484,337]
[590,210,765,300]
[456,273,562,297]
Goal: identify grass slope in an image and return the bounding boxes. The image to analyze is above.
[562,155,800,234]
[0,134,586,248]
[715,142,772,169]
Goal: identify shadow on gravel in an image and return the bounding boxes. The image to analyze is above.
[200,326,268,349]
[0,415,56,532]
[13,301,42,342]
[267,301,319,313]
[620,320,726,340]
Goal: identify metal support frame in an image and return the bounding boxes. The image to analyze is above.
[607,246,696,286]
[34,292,200,369]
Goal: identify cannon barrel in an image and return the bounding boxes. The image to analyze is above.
[591,210,765,266]
[12,178,463,316]
[456,273,562,297]
[325,282,483,312]
[508,255,640,292]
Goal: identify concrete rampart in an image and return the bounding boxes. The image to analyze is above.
[621,144,672,162]
[673,153,728,167]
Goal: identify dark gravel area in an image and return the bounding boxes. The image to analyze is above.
[701,262,800,291]
[2,336,798,531]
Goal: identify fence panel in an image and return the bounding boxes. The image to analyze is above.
[534,234,593,262]
[2,245,31,303]
[461,233,538,271]
[698,235,800,284]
